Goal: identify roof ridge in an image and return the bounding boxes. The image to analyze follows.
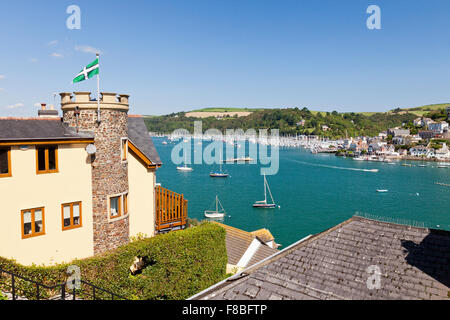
[212,222,255,240]
[0,117,61,121]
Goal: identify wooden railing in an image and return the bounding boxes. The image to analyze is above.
[155,186,188,233]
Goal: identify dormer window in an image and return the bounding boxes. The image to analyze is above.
[0,147,11,178]
[36,146,58,174]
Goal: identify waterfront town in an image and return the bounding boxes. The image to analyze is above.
[161,107,450,164]
[311,110,450,162]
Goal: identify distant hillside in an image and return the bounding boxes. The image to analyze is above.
[391,103,450,116]
[144,107,419,138]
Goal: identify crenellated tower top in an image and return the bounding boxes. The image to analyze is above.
[60,92,129,111]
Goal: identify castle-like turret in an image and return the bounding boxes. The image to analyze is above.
[60,92,130,254]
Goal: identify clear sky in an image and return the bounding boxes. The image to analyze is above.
[1,0,450,116]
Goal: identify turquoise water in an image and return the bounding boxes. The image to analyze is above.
[153,137,450,248]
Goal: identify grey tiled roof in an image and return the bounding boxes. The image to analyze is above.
[128,116,161,165]
[193,217,450,300]
[246,244,279,268]
[0,118,93,141]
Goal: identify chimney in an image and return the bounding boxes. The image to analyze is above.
[38,103,59,118]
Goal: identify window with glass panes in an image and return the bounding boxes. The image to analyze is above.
[21,207,45,238]
[62,202,82,230]
[110,196,121,218]
[0,147,11,177]
[36,146,58,174]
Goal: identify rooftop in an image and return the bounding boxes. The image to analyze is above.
[128,116,162,165]
[0,118,94,142]
[0,115,162,166]
[192,216,450,300]
[211,222,278,267]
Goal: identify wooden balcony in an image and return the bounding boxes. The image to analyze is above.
[155,186,188,234]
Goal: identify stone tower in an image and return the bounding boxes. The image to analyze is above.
[60,92,130,254]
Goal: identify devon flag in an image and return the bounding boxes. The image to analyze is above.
[73,57,99,83]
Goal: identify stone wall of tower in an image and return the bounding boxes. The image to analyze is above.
[60,92,130,254]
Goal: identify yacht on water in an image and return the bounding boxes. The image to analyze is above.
[210,162,228,178]
[253,174,277,209]
[204,195,227,219]
[210,152,229,178]
[177,153,193,171]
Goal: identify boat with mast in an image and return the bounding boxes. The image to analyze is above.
[210,151,228,178]
[177,152,193,171]
[253,174,277,208]
[204,195,227,218]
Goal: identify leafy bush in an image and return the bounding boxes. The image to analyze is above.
[0,223,227,300]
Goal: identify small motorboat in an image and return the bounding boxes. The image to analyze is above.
[177,165,193,172]
[402,163,413,167]
[377,189,389,193]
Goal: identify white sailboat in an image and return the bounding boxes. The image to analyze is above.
[204,195,226,218]
[177,152,193,171]
[253,174,277,208]
[210,151,228,177]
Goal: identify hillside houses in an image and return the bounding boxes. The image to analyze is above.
[409,146,435,158]
[435,143,450,159]
[387,128,410,137]
[413,117,434,128]
[428,121,449,134]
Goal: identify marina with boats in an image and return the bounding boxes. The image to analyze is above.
[151,131,449,244]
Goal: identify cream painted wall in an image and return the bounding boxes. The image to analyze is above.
[127,151,155,238]
[0,144,94,266]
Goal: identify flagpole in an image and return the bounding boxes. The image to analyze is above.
[97,53,101,123]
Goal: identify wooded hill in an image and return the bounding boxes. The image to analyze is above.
[144,106,447,138]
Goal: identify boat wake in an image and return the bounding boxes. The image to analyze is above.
[287,159,379,173]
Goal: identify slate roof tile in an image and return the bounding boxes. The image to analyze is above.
[127,116,161,165]
[0,118,94,141]
[193,216,450,300]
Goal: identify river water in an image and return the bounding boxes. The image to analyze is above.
[153,137,450,248]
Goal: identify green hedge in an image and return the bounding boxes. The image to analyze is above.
[0,223,227,300]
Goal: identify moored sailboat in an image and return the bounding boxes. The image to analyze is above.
[210,153,229,177]
[177,152,193,171]
[253,174,277,208]
[204,195,227,218]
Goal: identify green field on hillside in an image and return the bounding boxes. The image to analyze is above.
[395,103,450,116]
[190,107,267,112]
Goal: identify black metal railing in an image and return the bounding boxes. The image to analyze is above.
[0,268,127,300]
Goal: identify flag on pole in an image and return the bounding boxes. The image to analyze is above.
[73,58,99,83]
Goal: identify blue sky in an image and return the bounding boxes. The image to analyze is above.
[1,0,450,116]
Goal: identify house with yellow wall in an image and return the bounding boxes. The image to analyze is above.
[0,92,187,266]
